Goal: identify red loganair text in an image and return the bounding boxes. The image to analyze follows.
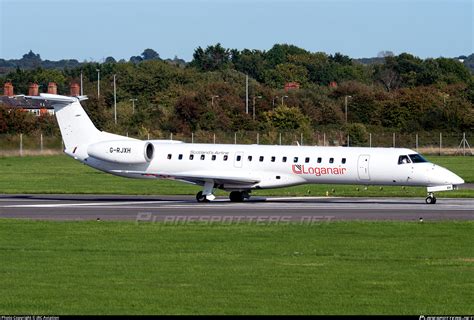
[292,164,347,176]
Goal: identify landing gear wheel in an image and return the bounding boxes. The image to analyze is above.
[229,191,244,202]
[425,195,437,204]
[196,191,209,203]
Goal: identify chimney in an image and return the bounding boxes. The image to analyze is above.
[3,82,14,96]
[70,83,80,96]
[47,82,57,94]
[28,83,39,96]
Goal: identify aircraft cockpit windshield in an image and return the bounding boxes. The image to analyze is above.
[409,154,428,163]
[398,154,429,164]
[398,155,411,164]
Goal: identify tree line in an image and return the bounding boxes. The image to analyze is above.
[1,44,473,142]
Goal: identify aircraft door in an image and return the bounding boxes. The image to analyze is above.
[234,151,244,168]
[357,154,370,181]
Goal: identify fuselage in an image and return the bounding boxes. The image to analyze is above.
[80,141,464,191]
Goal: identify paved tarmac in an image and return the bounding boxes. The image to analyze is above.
[0,194,473,222]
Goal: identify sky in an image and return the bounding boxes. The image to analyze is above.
[0,0,472,62]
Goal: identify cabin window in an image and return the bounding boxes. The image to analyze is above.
[329,158,334,164]
[293,157,298,163]
[271,156,276,162]
[398,155,411,164]
[167,154,172,160]
[409,154,428,163]
[178,154,183,160]
[305,157,310,163]
[259,156,264,162]
[282,156,287,162]
[236,155,241,161]
[189,154,194,160]
[223,155,228,161]
[200,154,205,160]
[248,155,252,161]
[342,158,346,164]
[212,155,216,161]
[317,157,322,163]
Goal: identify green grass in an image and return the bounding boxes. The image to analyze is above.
[0,155,472,197]
[0,220,472,315]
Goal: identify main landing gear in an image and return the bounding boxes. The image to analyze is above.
[425,192,437,204]
[196,189,251,203]
[229,191,250,202]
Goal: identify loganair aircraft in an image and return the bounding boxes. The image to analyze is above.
[23,93,464,204]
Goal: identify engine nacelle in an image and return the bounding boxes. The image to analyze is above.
[87,140,154,164]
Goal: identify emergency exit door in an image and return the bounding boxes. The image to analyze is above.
[357,155,370,181]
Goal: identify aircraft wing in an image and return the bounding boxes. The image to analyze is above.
[109,170,260,186]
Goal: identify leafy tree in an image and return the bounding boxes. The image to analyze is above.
[105,56,116,64]
[345,123,368,146]
[190,43,231,71]
[264,44,308,68]
[129,56,143,64]
[263,105,310,131]
[141,49,160,60]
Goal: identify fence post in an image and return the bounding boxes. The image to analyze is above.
[369,133,372,148]
[20,133,23,157]
[234,132,237,144]
[463,132,466,156]
[439,132,442,156]
[192,132,194,144]
[40,133,43,154]
[213,133,216,144]
[416,133,418,152]
[257,133,259,145]
[147,133,150,140]
[300,133,303,146]
[347,134,350,147]
[170,133,173,141]
[279,132,282,145]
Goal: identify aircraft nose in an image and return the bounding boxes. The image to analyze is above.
[450,172,465,185]
[435,166,465,185]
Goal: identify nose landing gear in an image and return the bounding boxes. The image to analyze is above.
[425,192,437,204]
[196,181,216,203]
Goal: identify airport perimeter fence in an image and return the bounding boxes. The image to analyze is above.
[0,131,472,156]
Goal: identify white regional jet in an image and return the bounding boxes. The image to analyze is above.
[24,93,464,204]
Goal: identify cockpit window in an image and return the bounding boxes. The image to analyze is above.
[398,155,411,165]
[409,154,428,163]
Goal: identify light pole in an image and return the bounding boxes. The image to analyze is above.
[130,98,138,114]
[113,74,117,124]
[96,68,100,98]
[80,71,83,96]
[252,96,262,120]
[272,96,279,109]
[281,95,288,106]
[211,95,219,107]
[344,95,352,123]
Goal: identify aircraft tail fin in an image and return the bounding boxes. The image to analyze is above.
[25,93,101,151]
